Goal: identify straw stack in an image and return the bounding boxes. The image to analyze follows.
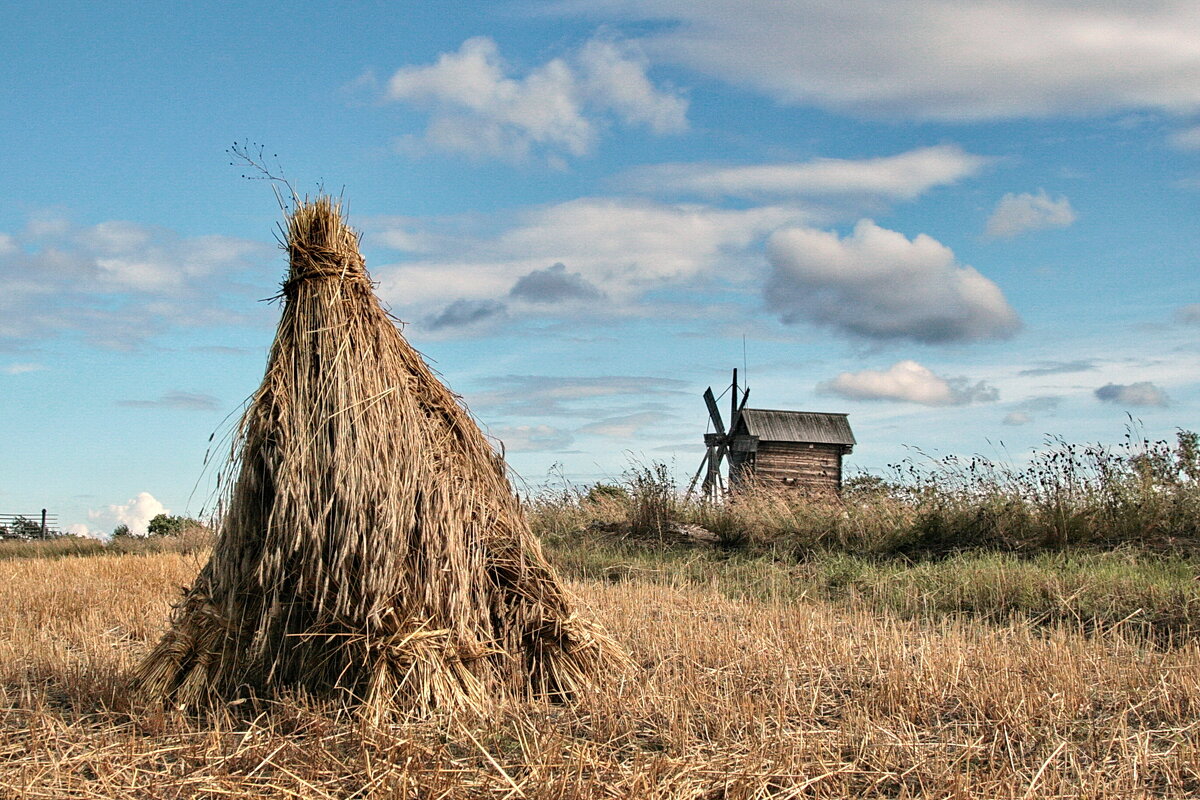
[135,197,622,717]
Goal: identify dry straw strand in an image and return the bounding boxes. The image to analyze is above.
[134,196,623,717]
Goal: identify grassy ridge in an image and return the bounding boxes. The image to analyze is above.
[533,430,1200,556]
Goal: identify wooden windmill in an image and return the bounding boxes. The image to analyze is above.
[687,369,750,499]
[687,369,857,500]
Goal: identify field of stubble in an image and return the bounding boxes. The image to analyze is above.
[1,551,1198,799]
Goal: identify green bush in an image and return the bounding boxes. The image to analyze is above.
[625,462,676,539]
[584,483,627,504]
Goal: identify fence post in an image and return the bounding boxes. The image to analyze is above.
[41,509,47,539]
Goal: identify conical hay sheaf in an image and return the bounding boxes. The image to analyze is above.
[135,197,624,716]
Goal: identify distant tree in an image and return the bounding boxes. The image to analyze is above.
[147,513,202,537]
[112,523,131,538]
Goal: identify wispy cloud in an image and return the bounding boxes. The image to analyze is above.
[118,391,221,411]
[488,423,574,453]
[2,363,47,375]
[985,190,1076,238]
[1169,125,1200,150]
[0,214,269,350]
[1175,304,1200,324]
[1013,396,1063,413]
[509,262,604,304]
[577,410,667,439]
[1094,381,1170,407]
[426,299,507,331]
[1001,395,1063,426]
[375,197,810,333]
[563,1,1200,120]
[619,145,989,201]
[468,374,688,418]
[1018,360,1095,377]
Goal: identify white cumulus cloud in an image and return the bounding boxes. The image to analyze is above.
[818,360,999,406]
[65,523,105,540]
[89,491,168,537]
[385,36,686,162]
[575,38,689,134]
[765,219,1020,343]
[985,190,1076,238]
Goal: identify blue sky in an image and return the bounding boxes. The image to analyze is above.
[2,1,1197,536]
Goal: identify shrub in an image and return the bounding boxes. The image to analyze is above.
[584,483,627,504]
[625,462,676,539]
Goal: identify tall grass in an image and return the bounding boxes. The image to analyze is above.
[526,431,1200,644]
[532,430,1200,557]
[0,528,214,561]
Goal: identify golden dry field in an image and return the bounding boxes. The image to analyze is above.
[1,550,1198,799]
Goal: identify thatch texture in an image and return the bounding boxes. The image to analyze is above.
[135,197,621,717]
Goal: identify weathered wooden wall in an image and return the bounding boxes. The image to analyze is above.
[749,441,845,493]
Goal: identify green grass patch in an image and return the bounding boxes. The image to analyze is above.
[542,530,1200,644]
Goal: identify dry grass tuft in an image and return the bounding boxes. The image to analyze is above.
[2,552,1199,797]
[133,197,620,718]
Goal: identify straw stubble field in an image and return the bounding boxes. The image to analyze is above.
[2,551,1198,799]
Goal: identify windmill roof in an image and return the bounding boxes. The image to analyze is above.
[737,408,856,446]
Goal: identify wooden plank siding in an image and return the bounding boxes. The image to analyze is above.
[750,442,845,493]
[717,407,854,497]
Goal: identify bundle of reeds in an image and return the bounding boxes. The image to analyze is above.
[135,197,622,718]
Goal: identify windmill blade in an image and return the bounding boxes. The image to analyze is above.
[703,387,726,436]
[710,443,729,491]
[702,446,718,497]
[686,448,711,497]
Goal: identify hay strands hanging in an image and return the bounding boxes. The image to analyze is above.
[135,196,625,718]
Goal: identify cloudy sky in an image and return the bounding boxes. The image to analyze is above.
[2,1,1197,535]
